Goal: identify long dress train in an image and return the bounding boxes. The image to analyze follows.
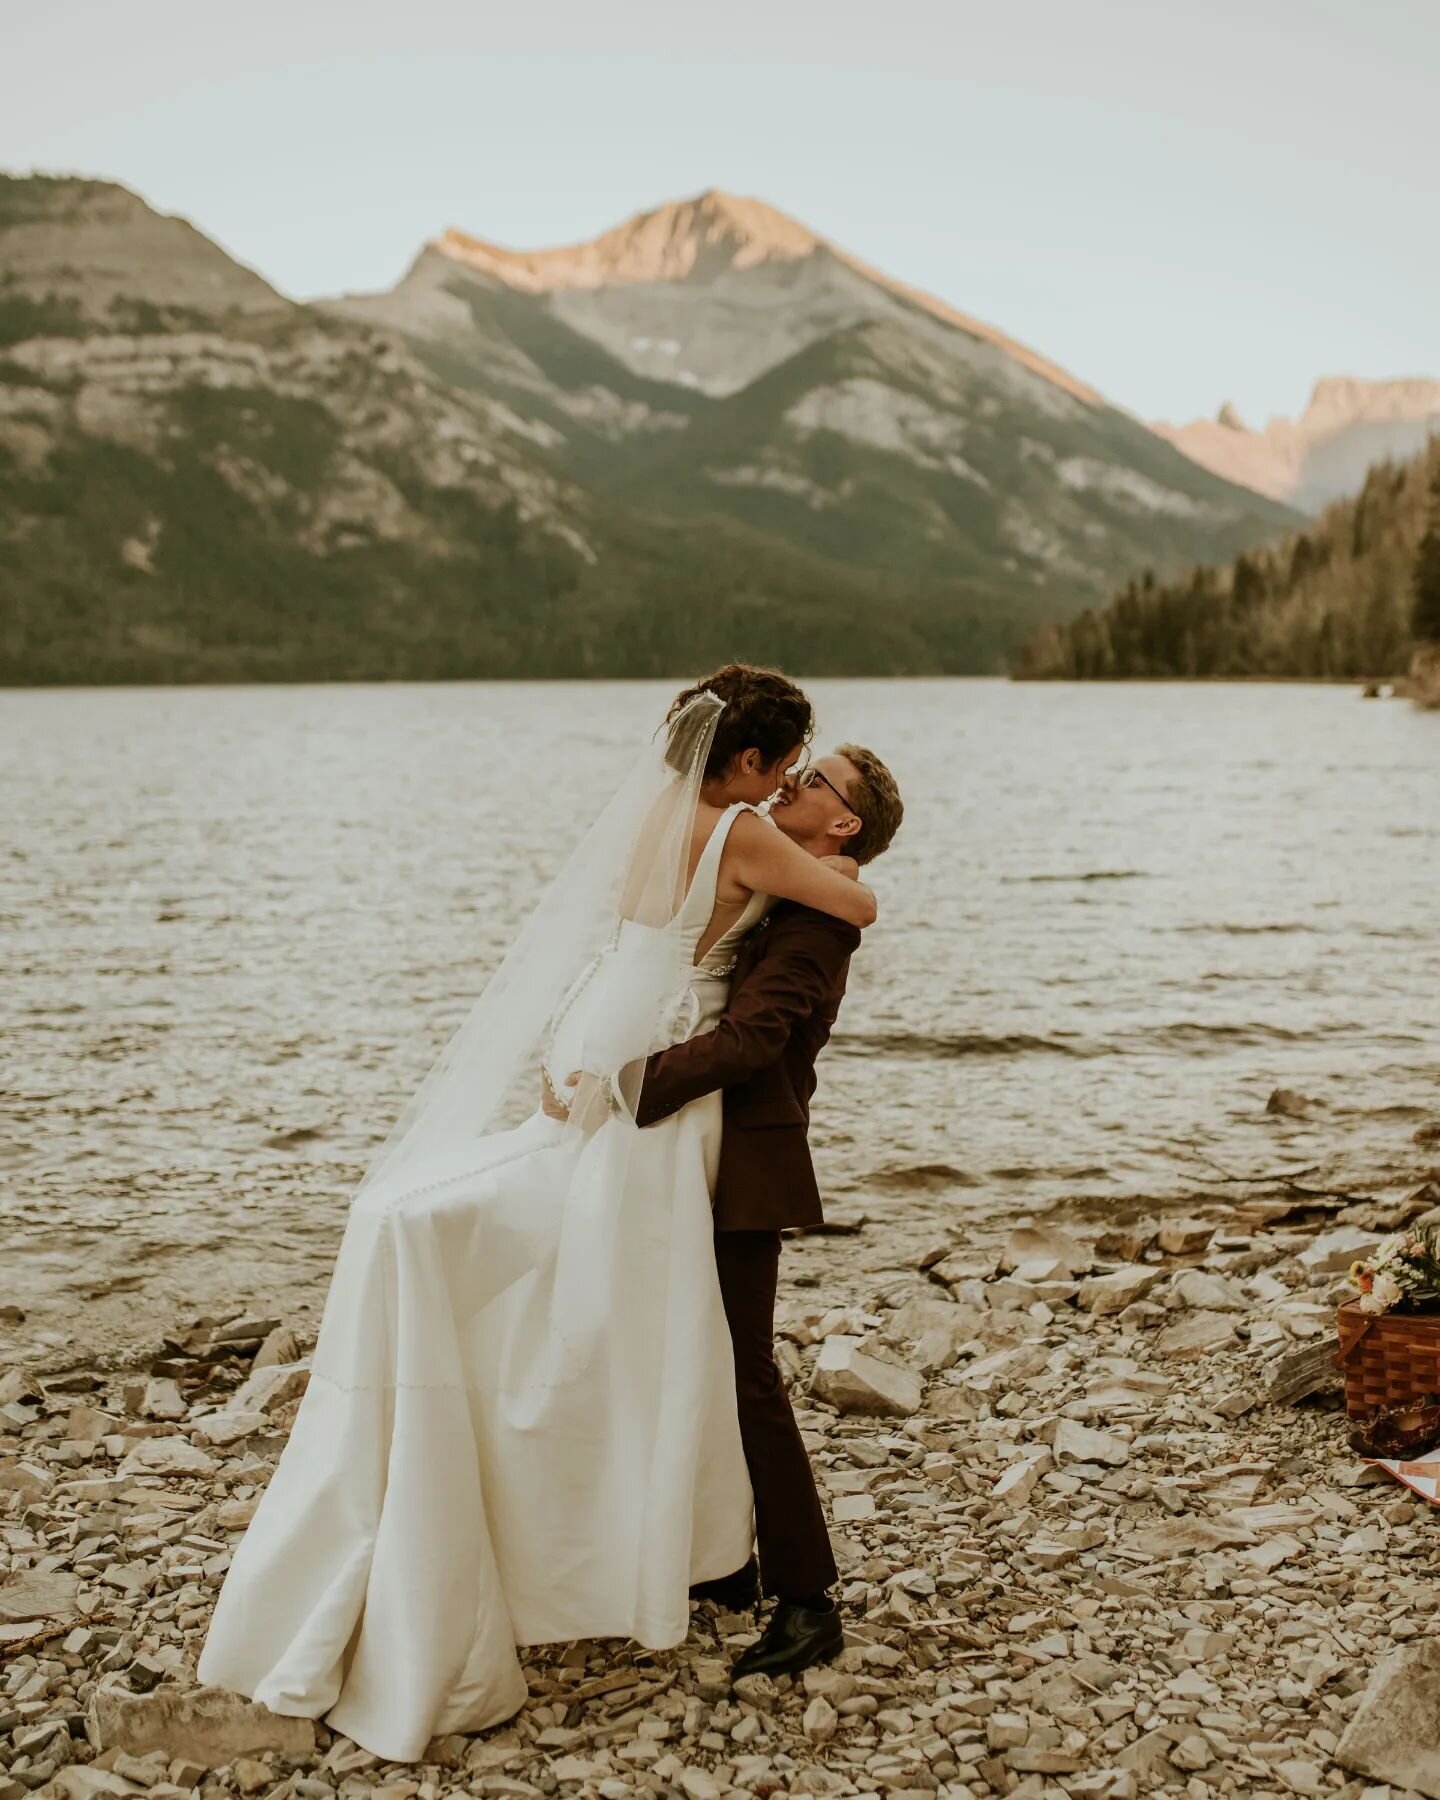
[197,804,768,1761]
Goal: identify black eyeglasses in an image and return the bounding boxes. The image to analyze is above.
[794,764,856,815]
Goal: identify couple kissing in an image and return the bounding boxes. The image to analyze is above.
[198,663,903,1762]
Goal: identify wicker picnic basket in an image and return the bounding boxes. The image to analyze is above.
[1335,1300,1440,1419]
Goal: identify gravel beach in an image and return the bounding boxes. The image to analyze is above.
[4,1128,1439,1800]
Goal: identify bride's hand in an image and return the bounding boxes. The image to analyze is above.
[818,854,860,880]
[539,1068,573,1122]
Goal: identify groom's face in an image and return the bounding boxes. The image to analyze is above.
[771,752,861,850]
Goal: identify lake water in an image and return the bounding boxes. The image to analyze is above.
[4,678,1437,1363]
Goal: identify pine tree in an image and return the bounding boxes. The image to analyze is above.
[1413,467,1440,643]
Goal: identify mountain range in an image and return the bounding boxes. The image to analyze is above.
[330,190,1302,632]
[1154,378,1440,514]
[0,174,1313,680]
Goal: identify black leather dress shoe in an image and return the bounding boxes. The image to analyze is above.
[689,1555,760,1611]
[729,1599,843,1682]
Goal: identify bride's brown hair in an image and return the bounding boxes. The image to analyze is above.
[665,664,813,781]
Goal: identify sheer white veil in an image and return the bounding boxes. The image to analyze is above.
[353,689,725,1200]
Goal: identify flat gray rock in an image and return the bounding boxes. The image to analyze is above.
[1337,1640,1440,1797]
[0,1568,81,1624]
[87,1685,316,1764]
[810,1336,923,1416]
[116,1435,218,1477]
[1078,1265,1163,1315]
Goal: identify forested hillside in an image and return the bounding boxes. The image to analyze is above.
[1013,440,1440,680]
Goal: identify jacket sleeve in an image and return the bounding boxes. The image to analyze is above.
[635,913,860,1127]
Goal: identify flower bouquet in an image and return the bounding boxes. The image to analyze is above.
[1337,1225,1440,1428]
[1349,1225,1440,1315]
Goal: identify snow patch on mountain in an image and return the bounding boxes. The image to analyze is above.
[946,454,993,491]
[1055,456,1205,518]
[707,464,841,510]
[480,399,567,450]
[783,378,970,466]
[999,506,1075,573]
[556,388,688,441]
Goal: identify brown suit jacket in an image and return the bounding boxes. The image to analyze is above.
[635,902,860,1231]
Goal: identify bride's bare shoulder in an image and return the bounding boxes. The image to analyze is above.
[685,800,732,879]
[722,806,773,851]
[700,801,765,899]
[688,800,730,849]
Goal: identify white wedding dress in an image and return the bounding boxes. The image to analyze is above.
[198,802,770,1763]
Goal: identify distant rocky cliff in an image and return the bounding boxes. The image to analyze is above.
[1155,378,1440,514]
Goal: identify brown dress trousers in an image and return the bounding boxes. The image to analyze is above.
[637,902,860,1598]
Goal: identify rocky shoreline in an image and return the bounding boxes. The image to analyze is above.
[5,1137,1440,1800]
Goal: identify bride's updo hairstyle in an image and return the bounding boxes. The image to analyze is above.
[665,664,813,781]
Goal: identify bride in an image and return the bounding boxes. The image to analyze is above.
[197,664,877,1763]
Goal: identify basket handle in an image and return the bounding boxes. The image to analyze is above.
[1335,1315,1376,1367]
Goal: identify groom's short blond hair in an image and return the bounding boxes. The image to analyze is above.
[836,744,903,865]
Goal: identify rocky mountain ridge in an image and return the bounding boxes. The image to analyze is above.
[330,186,1298,664]
[424,188,1103,406]
[0,172,280,327]
[1155,376,1440,513]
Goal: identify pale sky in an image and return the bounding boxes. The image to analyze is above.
[4,0,1435,427]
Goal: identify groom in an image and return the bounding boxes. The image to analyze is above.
[635,743,903,1682]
